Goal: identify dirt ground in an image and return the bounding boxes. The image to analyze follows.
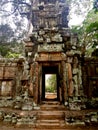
[0,124,98,130]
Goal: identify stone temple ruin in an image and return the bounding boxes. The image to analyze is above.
[0,0,98,129]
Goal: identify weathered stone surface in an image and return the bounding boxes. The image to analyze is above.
[91,114,98,123]
[69,102,81,110]
[0,66,16,79]
[38,44,64,52]
[0,67,3,79]
[22,102,33,111]
[0,98,13,108]
[0,59,18,79]
[16,115,37,126]
[14,102,22,109]
[0,111,4,121]
[4,114,12,122]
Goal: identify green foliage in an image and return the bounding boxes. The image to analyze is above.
[72,9,98,56]
[46,75,57,93]
[0,45,10,57]
[83,10,98,54]
[0,41,23,58]
[86,21,98,49]
[70,25,83,42]
[45,86,56,93]
[6,52,20,58]
[86,22,98,33]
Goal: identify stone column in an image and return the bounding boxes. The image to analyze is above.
[67,63,73,97]
[61,61,67,102]
[30,62,39,104]
[62,61,68,102]
[72,55,82,96]
[38,64,42,103]
[61,61,73,103]
[16,63,23,96]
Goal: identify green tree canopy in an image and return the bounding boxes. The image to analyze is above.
[71,8,98,56]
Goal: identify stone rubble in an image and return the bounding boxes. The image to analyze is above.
[65,112,98,126]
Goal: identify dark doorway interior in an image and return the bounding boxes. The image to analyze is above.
[42,65,59,101]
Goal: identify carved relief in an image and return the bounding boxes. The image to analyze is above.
[38,44,64,52]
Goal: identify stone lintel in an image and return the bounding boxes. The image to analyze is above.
[36,52,66,62]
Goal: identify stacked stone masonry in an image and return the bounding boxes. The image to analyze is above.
[0,0,98,128]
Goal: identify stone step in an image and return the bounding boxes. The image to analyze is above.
[40,104,65,110]
[37,119,64,123]
[38,111,65,120]
[41,101,60,105]
[36,121,66,129]
[36,101,66,129]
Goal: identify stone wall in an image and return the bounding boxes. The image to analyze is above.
[32,0,69,29]
[83,57,98,98]
[0,58,19,97]
[82,57,98,108]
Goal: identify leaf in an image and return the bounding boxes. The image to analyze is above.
[86,22,98,32]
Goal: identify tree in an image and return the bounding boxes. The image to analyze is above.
[93,0,98,11]
[0,23,24,57]
[68,0,93,25]
[83,10,98,53]
[0,0,32,39]
[0,23,14,43]
[69,0,98,57]
[71,8,98,57]
[46,75,57,93]
[0,0,31,18]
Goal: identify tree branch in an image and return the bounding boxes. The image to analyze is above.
[0,0,31,17]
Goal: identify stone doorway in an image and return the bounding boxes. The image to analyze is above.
[41,65,59,101]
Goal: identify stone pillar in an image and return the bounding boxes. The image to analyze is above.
[67,63,73,97]
[30,62,39,104]
[72,55,82,96]
[61,61,73,103]
[38,64,42,103]
[62,61,67,102]
[16,63,23,96]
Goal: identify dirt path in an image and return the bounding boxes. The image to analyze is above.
[0,125,98,130]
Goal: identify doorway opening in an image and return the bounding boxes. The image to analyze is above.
[42,65,59,101]
[45,74,57,100]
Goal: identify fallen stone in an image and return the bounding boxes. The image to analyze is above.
[0,111,4,121]
[72,120,85,125]
[12,116,17,124]
[91,114,98,123]
[14,101,22,109]
[34,106,40,110]
[4,114,12,122]
[22,103,33,111]
[69,103,81,110]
